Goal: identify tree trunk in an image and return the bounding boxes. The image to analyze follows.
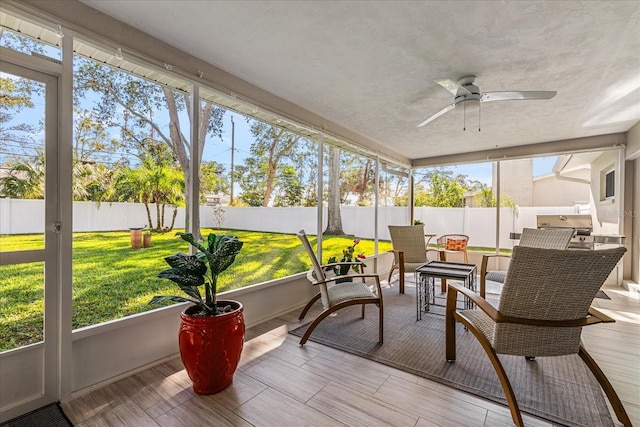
[169,207,178,231]
[155,201,162,232]
[324,146,345,235]
[144,202,153,229]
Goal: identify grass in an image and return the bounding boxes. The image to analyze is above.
[0,229,392,351]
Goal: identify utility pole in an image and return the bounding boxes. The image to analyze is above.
[230,115,235,205]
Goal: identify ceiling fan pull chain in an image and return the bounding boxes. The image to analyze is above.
[463,102,466,131]
[478,102,481,132]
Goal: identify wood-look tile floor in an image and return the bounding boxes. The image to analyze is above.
[62,283,639,426]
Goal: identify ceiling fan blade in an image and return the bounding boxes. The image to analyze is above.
[480,91,557,102]
[435,79,470,96]
[417,103,455,127]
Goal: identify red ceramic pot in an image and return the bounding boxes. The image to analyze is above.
[179,300,245,394]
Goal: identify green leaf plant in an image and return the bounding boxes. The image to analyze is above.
[150,232,243,315]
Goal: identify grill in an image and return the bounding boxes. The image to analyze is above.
[536,214,594,250]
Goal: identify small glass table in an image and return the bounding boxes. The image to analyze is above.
[415,261,477,320]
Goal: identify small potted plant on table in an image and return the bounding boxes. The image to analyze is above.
[150,232,244,394]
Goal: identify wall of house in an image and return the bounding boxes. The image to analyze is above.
[532,169,591,206]
[589,151,621,236]
[493,159,533,206]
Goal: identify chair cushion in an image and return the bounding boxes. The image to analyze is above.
[445,238,467,251]
[485,270,507,284]
[459,310,495,341]
[327,281,376,305]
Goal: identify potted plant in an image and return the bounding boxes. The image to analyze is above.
[150,232,245,394]
[325,238,366,280]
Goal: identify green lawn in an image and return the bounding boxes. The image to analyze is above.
[1,229,392,351]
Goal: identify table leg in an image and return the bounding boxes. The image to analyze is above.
[439,250,447,292]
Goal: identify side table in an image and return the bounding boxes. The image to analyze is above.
[415,261,477,320]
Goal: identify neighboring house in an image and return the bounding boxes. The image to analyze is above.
[205,192,231,206]
[463,158,591,208]
[533,168,591,207]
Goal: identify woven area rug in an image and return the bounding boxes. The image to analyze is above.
[290,285,613,427]
[0,403,73,427]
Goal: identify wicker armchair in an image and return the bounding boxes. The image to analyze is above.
[446,246,630,427]
[296,230,383,346]
[387,225,428,294]
[479,227,574,298]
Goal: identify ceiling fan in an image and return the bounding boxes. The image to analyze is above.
[417,75,557,129]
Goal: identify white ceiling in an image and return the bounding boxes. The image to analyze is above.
[79,1,640,163]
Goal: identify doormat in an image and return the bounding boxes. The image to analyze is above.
[1,403,73,427]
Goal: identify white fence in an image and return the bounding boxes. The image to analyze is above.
[0,199,582,249]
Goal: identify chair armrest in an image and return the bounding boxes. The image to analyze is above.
[588,306,615,323]
[446,283,501,321]
[447,283,607,327]
[315,273,381,286]
[480,253,511,273]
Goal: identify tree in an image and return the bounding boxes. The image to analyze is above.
[426,170,466,207]
[200,161,229,204]
[0,150,45,198]
[273,165,303,207]
[475,184,517,208]
[235,121,302,206]
[74,57,225,233]
[110,157,184,231]
[324,145,344,235]
[0,75,39,149]
[340,154,376,206]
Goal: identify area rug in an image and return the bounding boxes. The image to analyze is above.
[290,286,613,427]
[0,403,73,427]
[595,290,610,299]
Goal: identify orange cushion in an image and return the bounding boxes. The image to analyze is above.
[445,238,467,251]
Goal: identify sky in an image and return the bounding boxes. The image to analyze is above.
[209,109,558,188]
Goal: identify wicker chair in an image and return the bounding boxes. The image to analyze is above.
[479,227,574,298]
[296,230,383,346]
[445,246,630,427]
[387,225,428,294]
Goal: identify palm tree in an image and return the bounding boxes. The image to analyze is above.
[0,150,45,199]
[109,159,184,231]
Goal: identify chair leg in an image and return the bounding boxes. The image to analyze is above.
[299,302,379,346]
[299,308,335,346]
[454,312,524,427]
[398,252,405,294]
[378,302,384,344]
[579,346,632,427]
[387,265,396,284]
[361,303,365,319]
[299,293,321,321]
[445,290,457,361]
